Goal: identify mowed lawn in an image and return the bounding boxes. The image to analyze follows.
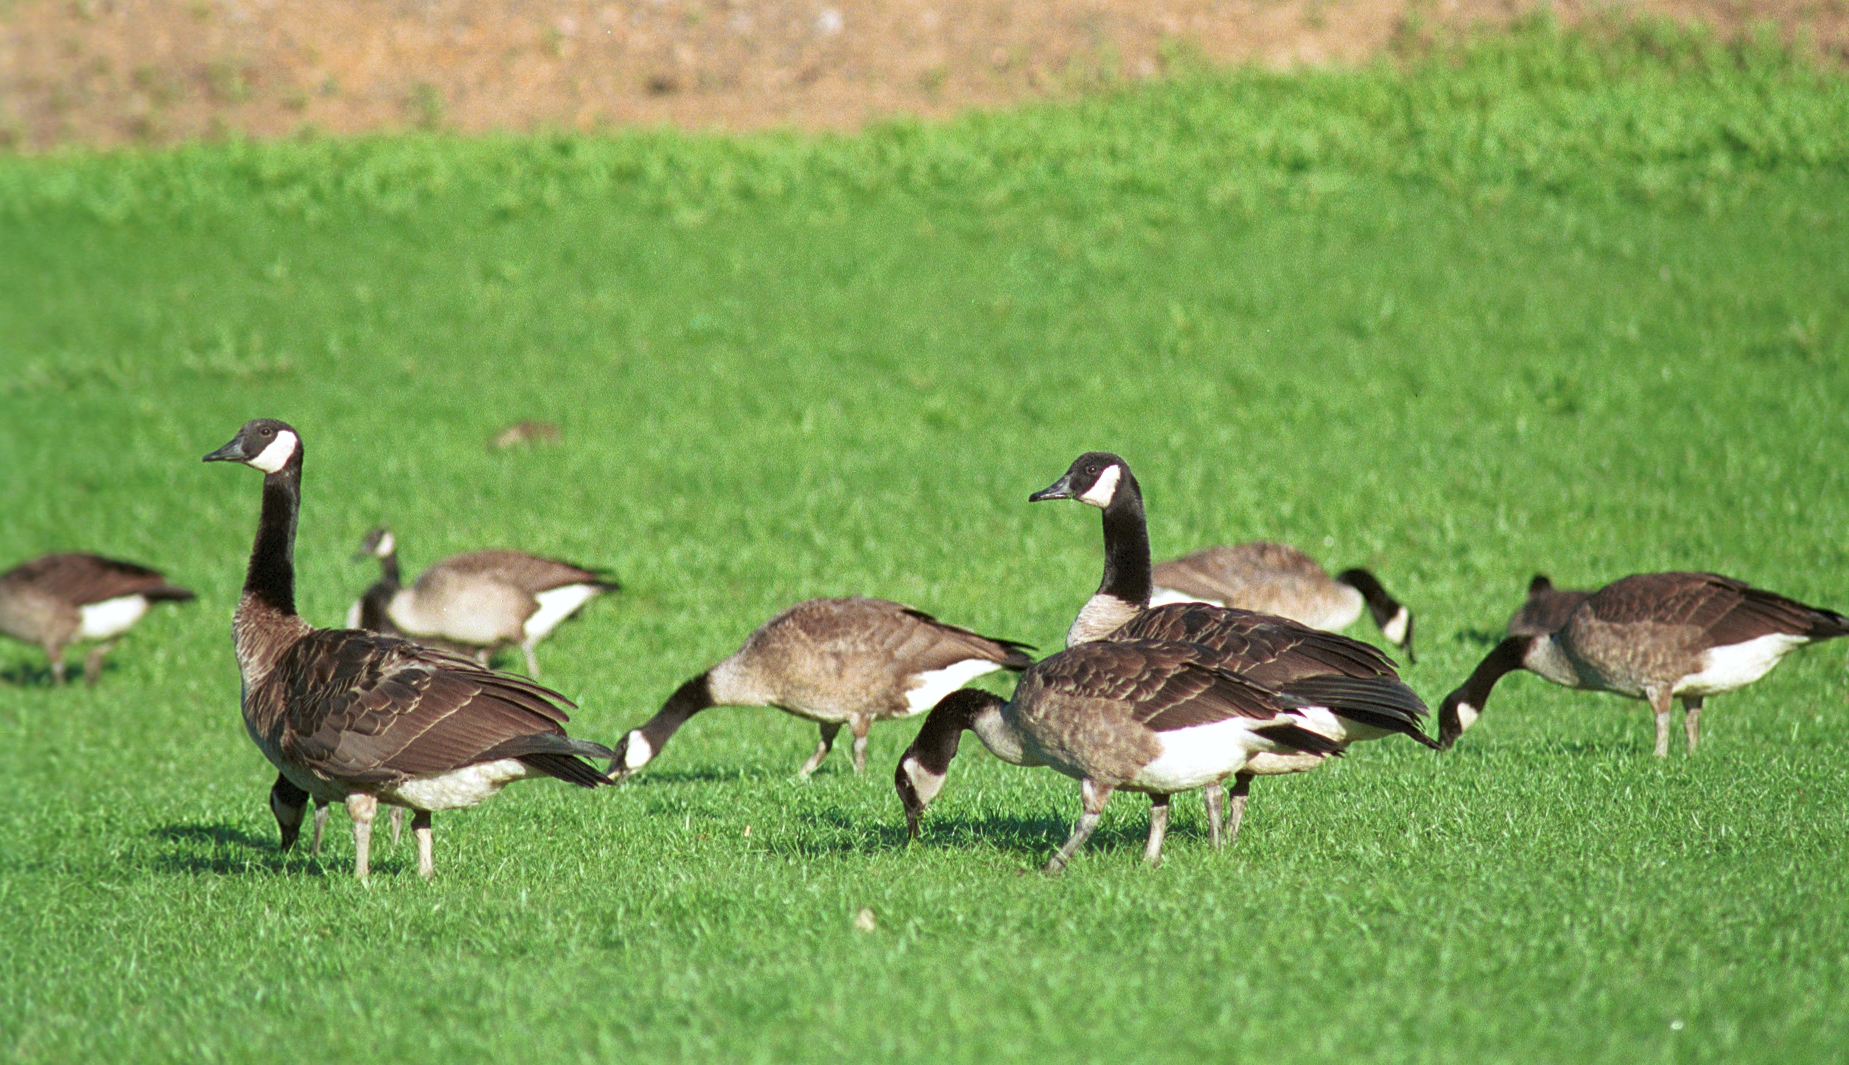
[2,27,1848,1065]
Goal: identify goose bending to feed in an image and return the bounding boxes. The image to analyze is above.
[1438,571,1849,756]
[610,597,1033,780]
[346,525,618,676]
[205,419,612,878]
[1027,451,1435,841]
[896,639,1347,872]
[269,773,402,856]
[1506,574,1591,637]
[1150,545,1417,662]
[0,553,194,685]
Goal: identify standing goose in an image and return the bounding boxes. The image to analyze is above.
[896,639,1345,872]
[1506,574,1591,637]
[204,418,612,878]
[348,525,618,676]
[610,596,1033,780]
[0,553,194,685]
[1026,452,1435,840]
[1150,544,1417,662]
[1438,571,1849,756]
[269,771,404,856]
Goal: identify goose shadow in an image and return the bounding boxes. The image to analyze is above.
[144,821,378,877]
[615,765,782,787]
[785,806,1219,859]
[1454,628,1504,649]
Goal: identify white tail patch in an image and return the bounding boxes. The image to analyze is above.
[524,583,602,640]
[1381,606,1411,645]
[248,430,299,474]
[384,758,533,810]
[903,658,1005,713]
[1674,633,1808,697]
[78,595,150,640]
[1133,717,1277,792]
[1149,587,1222,608]
[1077,464,1123,508]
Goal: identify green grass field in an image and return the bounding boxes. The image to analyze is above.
[3,21,1847,1064]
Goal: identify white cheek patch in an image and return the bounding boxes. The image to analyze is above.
[1454,703,1481,732]
[247,430,298,474]
[623,731,653,769]
[376,531,395,557]
[344,600,363,630]
[1077,465,1122,508]
[1382,607,1411,645]
[901,756,948,809]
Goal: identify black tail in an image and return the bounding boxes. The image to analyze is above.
[1252,723,1346,758]
[1804,605,1849,641]
[146,585,197,603]
[1279,674,1439,749]
[484,733,616,788]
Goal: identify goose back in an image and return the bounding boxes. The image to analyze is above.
[1151,543,1364,631]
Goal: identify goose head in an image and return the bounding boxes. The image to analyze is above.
[896,688,1003,841]
[354,526,396,562]
[1029,451,1133,510]
[203,418,302,474]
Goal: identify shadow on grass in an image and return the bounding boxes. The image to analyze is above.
[619,765,781,786]
[783,803,1220,859]
[142,821,407,877]
[1454,628,1504,649]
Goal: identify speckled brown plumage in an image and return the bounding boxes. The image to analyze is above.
[0,552,194,684]
[1506,575,1590,637]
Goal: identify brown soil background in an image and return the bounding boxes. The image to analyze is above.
[3,0,1844,150]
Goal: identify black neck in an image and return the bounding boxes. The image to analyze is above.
[1336,568,1399,627]
[245,465,301,616]
[378,550,400,588]
[1096,474,1152,607]
[640,672,716,750]
[906,690,998,774]
[1462,636,1533,710]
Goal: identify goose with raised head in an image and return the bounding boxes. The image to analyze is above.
[348,525,618,676]
[1150,544,1417,662]
[1026,451,1434,841]
[1439,571,1849,756]
[1506,574,1591,637]
[611,596,1033,780]
[0,553,194,685]
[896,639,1346,872]
[204,418,612,878]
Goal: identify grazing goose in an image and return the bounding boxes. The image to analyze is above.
[1438,571,1849,756]
[205,418,612,878]
[0,552,194,685]
[1028,451,1434,840]
[896,639,1346,872]
[346,525,618,676]
[610,596,1033,780]
[1150,544,1417,662]
[1506,574,1591,637]
[269,772,402,856]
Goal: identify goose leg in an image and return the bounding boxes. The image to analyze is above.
[1046,778,1113,875]
[311,801,330,857]
[46,644,66,686]
[849,716,872,774]
[347,793,378,879]
[82,641,116,686]
[1682,696,1703,754]
[1648,687,1673,758]
[1144,794,1171,867]
[389,805,405,846]
[1204,784,1226,849]
[798,723,842,778]
[412,810,435,879]
[1224,772,1254,846]
[522,642,540,677]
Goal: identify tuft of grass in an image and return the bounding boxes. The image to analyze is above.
[1,22,1847,1065]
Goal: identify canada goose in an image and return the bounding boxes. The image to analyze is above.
[1150,544,1416,662]
[269,773,402,856]
[896,639,1348,872]
[347,525,618,676]
[610,596,1034,780]
[205,418,612,878]
[0,553,194,685]
[1506,574,1591,637]
[1027,451,1435,839]
[1438,571,1849,756]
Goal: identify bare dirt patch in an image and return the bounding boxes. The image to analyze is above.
[4,0,1844,150]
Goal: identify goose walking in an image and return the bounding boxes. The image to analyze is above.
[0,553,194,685]
[205,419,612,878]
[347,525,618,676]
[1026,451,1434,840]
[1439,571,1849,755]
[611,597,1033,780]
[896,639,1345,872]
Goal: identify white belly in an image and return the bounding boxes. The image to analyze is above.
[902,658,1005,714]
[1130,718,1274,793]
[1149,587,1222,608]
[382,758,535,810]
[1673,633,1807,697]
[524,583,600,640]
[78,595,149,640]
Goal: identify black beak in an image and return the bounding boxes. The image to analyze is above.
[905,811,920,844]
[1028,473,1076,503]
[278,823,299,852]
[202,437,246,463]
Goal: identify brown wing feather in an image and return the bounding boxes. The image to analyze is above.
[1587,572,1835,644]
[1112,603,1399,683]
[273,630,583,784]
[1021,640,1300,733]
[1,552,194,605]
[1152,543,1329,601]
[430,550,616,591]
